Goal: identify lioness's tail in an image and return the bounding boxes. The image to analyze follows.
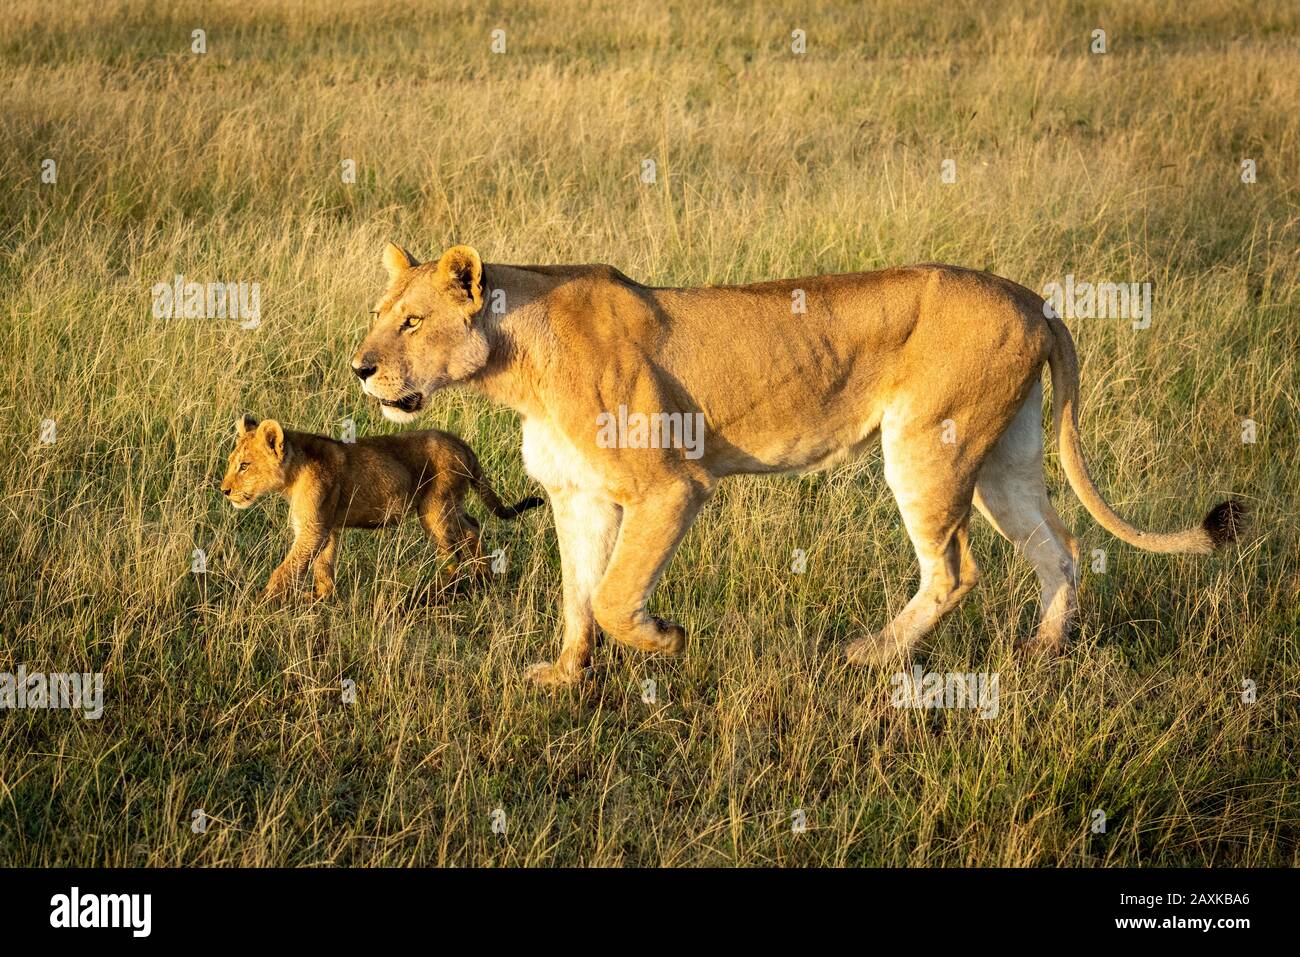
[1044,311,1243,554]
[465,455,545,520]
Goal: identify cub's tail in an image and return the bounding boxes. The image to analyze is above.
[1043,309,1244,553]
[466,455,545,520]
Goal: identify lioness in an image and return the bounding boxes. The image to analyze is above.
[220,415,543,601]
[352,243,1241,684]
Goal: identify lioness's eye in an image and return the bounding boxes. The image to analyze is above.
[238,462,249,472]
[402,315,422,331]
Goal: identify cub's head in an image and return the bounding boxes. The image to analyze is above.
[220,416,288,508]
[351,243,489,423]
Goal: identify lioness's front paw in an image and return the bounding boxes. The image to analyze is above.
[845,634,908,668]
[523,660,586,687]
[649,617,686,655]
[1016,632,1066,660]
[609,616,687,654]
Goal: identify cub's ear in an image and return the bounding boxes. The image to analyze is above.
[257,419,285,460]
[435,244,484,316]
[382,242,419,281]
[236,414,259,436]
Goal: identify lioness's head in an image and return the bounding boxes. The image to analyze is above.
[221,415,288,508]
[351,243,489,423]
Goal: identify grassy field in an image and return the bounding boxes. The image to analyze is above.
[1,0,1297,866]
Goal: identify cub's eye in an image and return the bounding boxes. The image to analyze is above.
[238,462,249,473]
[401,315,422,331]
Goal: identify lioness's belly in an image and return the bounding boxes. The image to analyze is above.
[690,370,889,476]
[722,420,883,476]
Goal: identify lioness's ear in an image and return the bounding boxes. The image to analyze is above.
[258,420,285,460]
[236,414,258,436]
[435,245,484,316]
[382,242,418,281]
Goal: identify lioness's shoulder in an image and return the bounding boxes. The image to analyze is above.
[514,263,642,288]
[543,265,659,343]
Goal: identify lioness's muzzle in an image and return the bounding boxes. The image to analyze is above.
[381,393,424,414]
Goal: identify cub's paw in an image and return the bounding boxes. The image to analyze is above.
[260,583,313,606]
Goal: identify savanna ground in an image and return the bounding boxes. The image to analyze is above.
[1,0,1297,867]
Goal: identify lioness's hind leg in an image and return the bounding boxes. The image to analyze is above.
[846,509,977,667]
[972,384,1079,655]
[847,422,981,667]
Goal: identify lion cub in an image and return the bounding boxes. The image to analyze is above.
[220,415,543,601]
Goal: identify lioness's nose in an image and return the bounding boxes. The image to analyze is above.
[353,359,377,381]
[222,486,231,496]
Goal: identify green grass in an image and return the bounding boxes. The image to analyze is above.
[0,0,1296,866]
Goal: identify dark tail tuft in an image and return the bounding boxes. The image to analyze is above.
[500,496,546,519]
[1203,499,1245,548]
